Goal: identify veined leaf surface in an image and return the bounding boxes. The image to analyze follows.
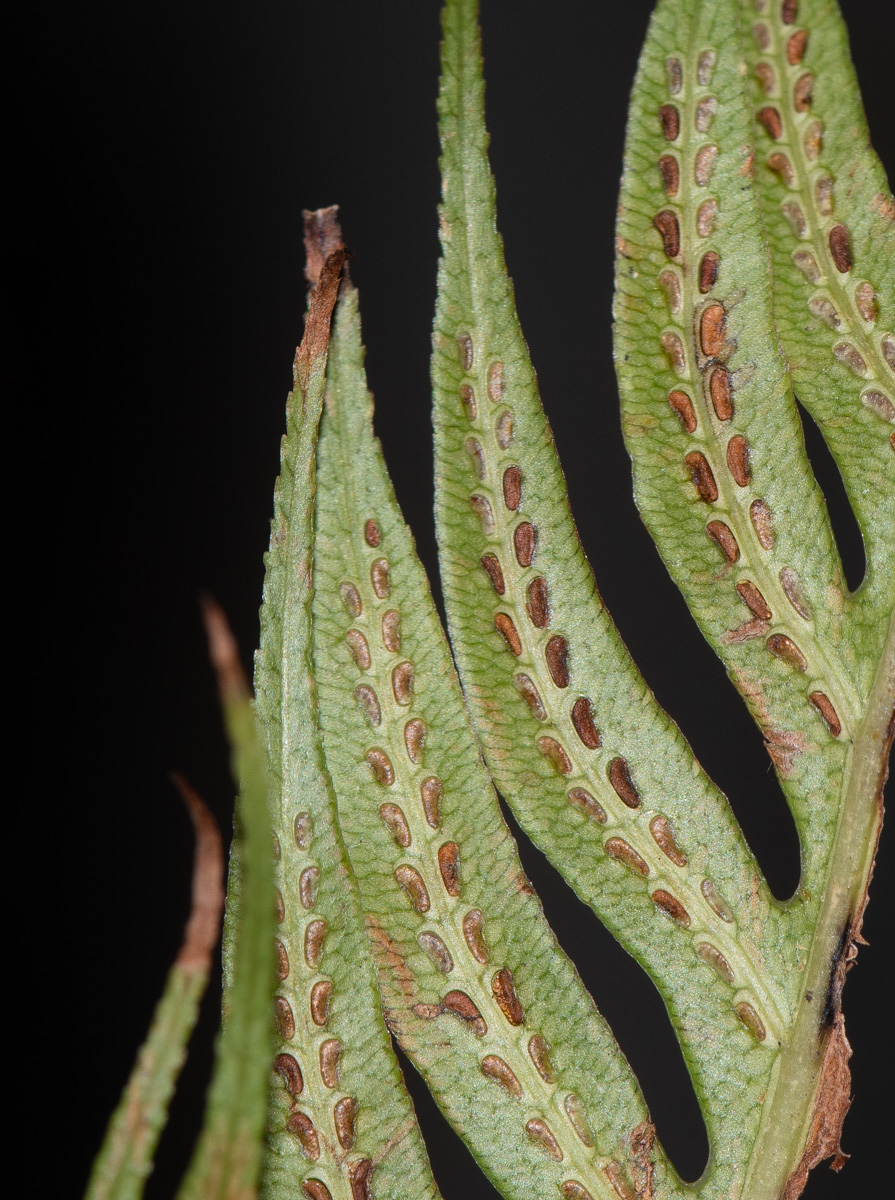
[176,606,274,1200]
[432,0,893,1197]
[740,0,895,670]
[611,4,894,1195]
[252,213,439,1200]
[314,277,669,1200]
[85,781,224,1200]
[431,2,799,1194]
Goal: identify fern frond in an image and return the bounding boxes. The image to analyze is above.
[252,213,439,1200]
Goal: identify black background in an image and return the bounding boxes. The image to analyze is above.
[25,1,891,1196]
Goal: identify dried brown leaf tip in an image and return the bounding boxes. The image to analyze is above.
[201,595,251,705]
[169,773,225,972]
[303,204,344,288]
[295,207,349,391]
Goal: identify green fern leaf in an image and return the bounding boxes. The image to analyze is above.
[431,3,804,1193]
[740,0,895,661]
[85,779,224,1200]
[176,604,275,1200]
[251,211,440,1200]
[430,0,893,1196]
[313,273,667,1200]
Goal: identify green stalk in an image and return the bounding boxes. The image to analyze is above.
[742,607,893,1199]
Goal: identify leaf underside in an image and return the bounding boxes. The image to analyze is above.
[253,215,440,1200]
[261,1,893,1198]
[85,782,223,1200]
[423,0,892,1198]
[95,2,890,1200]
[177,608,276,1200]
[314,282,654,1200]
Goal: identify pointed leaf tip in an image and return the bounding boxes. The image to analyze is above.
[295,208,349,390]
[169,773,225,973]
[200,595,250,705]
[85,780,223,1200]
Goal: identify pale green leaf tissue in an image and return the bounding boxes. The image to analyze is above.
[88,3,893,1199]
